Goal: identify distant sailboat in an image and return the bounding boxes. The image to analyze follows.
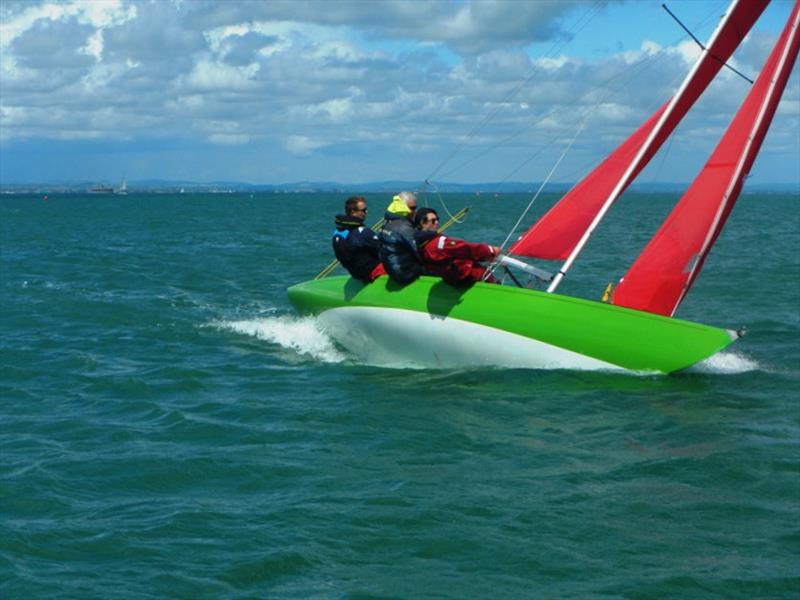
[287,0,798,373]
[114,178,128,195]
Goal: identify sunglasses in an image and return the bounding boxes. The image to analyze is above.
[424,217,439,224]
[354,206,368,212]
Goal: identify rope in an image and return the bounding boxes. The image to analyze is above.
[434,206,471,236]
[498,105,593,252]
[482,112,590,282]
[421,179,464,225]
[423,1,604,183]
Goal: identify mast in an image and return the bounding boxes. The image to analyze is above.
[612,0,800,316]
[547,0,765,293]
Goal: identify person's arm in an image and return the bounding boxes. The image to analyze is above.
[429,236,499,261]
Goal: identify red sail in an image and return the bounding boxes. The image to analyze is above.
[509,0,768,260]
[613,1,800,316]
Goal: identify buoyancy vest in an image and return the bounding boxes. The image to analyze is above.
[332,214,382,282]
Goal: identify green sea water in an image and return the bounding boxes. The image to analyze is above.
[1,192,798,598]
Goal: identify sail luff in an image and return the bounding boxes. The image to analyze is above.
[509,0,768,274]
[612,0,800,317]
[546,0,764,293]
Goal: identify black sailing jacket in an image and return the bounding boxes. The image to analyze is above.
[378,212,422,285]
[332,214,382,282]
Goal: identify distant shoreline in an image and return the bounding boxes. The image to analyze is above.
[1,181,798,195]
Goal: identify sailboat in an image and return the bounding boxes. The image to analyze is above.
[114,177,128,195]
[288,0,799,373]
[89,177,128,195]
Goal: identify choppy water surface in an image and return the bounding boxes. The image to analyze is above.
[1,193,798,598]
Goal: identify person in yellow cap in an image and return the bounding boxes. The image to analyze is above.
[378,191,421,285]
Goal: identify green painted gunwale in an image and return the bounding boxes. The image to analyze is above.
[287,276,735,373]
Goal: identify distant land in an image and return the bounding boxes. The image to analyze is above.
[1,179,797,195]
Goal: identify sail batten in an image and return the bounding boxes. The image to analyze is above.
[509,0,768,275]
[612,1,800,317]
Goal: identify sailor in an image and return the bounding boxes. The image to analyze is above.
[414,207,500,285]
[332,196,386,282]
[378,191,421,285]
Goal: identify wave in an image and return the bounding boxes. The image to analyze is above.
[690,351,761,374]
[211,316,347,363]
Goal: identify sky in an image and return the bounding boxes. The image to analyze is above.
[0,0,798,186]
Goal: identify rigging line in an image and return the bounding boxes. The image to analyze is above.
[421,179,463,224]
[497,138,560,183]
[652,130,677,185]
[437,71,637,182]
[489,47,671,187]
[423,1,604,183]
[435,5,706,184]
[662,3,754,84]
[550,56,690,186]
[439,122,559,181]
[429,1,724,186]
[497,108,593,253]
[496,54,668,186]
[435,205,471,235]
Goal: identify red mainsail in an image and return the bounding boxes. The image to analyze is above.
[612,1,800,317]
[509,0,768,260]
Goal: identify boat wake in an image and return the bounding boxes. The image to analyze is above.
[212,316,347,363]
[690,351,761,374]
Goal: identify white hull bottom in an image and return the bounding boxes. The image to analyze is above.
[317,306,621,371]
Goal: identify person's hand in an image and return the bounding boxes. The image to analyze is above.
[490,246,502,257]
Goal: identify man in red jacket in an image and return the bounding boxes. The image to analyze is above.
[413,208,500,285]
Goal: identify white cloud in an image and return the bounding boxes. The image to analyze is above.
[534,55,569,70]
[675,39,703,65]
[209,133,250,145]
[620,40,662,64]
[285,135,327,156]
[183,59,259,91]
[0,0,134,50]
[308,97,354,122]
[83,29,103,60]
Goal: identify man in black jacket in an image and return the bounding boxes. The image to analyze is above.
[378,191,421,285]
[332,196,386,282]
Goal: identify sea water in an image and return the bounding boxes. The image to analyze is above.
[1,192,798,598]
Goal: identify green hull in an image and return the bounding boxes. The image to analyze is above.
[288,276,737,373]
